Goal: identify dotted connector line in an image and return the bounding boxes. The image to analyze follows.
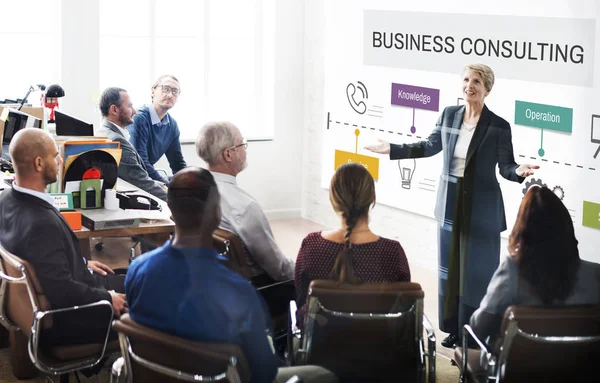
[330,119,423,139]
[517,154,595,171]
[328,118,596,172]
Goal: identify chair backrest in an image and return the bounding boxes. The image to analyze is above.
[0,243,51,336]
[301,280,425,381]
[212,229,251,279]
[496,305,600,382]
[113,314,252,383]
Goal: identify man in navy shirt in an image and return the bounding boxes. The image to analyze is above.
[127,75,187,184]
[125,168,337,383]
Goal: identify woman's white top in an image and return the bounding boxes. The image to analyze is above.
[450,121,477,177]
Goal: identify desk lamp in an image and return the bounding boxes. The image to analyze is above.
[17,84,46,110]
[43,84,65,123]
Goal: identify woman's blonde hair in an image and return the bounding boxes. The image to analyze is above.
[463,64,495,92]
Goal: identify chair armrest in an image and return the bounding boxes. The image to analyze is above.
[289,300,299,335]
[287,300,301,365]
[0,268,27,330]
[256,278,294,291]
[0,269,26,283]
[30,300,114,375]
[111,356,125,382]
[460,324,495,383]
[422,314,436,383]
[156,168,170,181]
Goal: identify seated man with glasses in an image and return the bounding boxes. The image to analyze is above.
[127,75,187,184]
[196,121,295,283]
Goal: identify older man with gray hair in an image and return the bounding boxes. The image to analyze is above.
[196,121,294,282]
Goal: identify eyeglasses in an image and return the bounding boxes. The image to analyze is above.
[158,85,180,96]
[226,139,248,151]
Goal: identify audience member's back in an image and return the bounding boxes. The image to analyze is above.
[126,244,268,345]
[125,167,279,383]
[294,163,411,326]
[471,186,600,343]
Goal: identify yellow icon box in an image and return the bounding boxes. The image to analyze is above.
[334,150,380,181]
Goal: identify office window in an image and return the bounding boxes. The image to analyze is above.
[99,0,152,109]
[0,0,61,103]
[99,0,274,141]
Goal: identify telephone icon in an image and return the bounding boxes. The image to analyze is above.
[346,81,368,114]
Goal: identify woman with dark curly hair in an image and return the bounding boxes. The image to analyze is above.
[470,186,600,343]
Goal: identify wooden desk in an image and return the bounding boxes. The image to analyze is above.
[74,220,174,239]
[0,167,174,259]
[74,178,174,258]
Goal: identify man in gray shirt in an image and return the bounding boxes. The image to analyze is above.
[196,121,294,281]
[97,87,167,201]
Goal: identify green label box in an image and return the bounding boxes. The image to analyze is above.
[514,101,573,133]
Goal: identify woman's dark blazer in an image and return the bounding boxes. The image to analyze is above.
[390,104,524,234]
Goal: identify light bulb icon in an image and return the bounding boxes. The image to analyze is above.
[398,159,416,189]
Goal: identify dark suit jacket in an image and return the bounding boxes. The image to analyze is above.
[390,104,524,233]
[97,120,167,201]
[0,189,111,308]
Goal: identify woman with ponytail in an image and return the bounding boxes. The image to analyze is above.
[294,163,411,326]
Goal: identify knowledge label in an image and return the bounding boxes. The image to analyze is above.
[514,100,572,133]
[391,83,440,112]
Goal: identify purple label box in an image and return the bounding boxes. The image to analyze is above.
[391,83,440,112]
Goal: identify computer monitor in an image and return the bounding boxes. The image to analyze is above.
[55,110,94,136]
[2,108,42,146]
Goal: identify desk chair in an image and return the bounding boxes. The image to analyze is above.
[454,305,600,383]
[213,228,252,279]
[111,314,250,382]
[288,280,436,382]
[0,242,118,382]
[111,314,305,383]
[213,229,294,354]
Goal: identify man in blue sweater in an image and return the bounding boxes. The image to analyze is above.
[127,75,187,184]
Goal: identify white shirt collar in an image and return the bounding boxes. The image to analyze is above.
[12,182,58,210]
[210,171,237,185]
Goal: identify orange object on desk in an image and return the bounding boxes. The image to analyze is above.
[60,211,82,230]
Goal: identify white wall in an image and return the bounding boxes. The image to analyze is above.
[156,1,306,218]
[61,0,100,126]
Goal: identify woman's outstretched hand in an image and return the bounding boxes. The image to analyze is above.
[364,139,391,155]
[516,164,540,177]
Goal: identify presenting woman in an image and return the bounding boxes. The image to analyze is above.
[366,64,539,347]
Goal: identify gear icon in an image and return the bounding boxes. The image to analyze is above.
[522,178,547,196]
[552,185,565,200]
